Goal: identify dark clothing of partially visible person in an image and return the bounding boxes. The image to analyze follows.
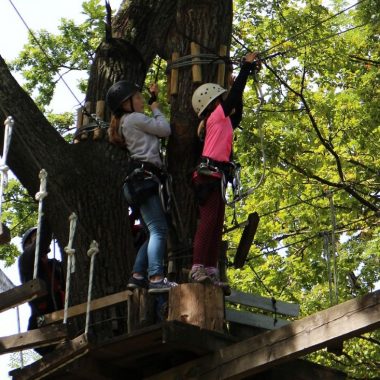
[18,221,65,356]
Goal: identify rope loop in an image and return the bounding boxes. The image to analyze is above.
[0,164,9,173]
[87,240,99,258]
[35,190,48,201]
[64,247,76,256]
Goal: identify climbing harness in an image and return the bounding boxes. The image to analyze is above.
[124,160,164,207]
[0,116,14,235]
[85,240,99,335]
[63,212,78,324]
[33,169,48,280]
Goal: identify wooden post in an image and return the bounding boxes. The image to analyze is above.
[74,108,83,144]
[80,101,91,140]
[93,100,105,140]
[217,45,227,87]
[168,283,224,333]
[166,60,171,103]
[76,107,83,129]
[191,42,202,83]
[127,288,155,333]
[82,101,91,126]
[170,52,179,96]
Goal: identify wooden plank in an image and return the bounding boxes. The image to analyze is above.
[44,289,132,324]
[250,359,347,380]
[162,321,237,354]
[0,324,67,354]
[10,333,90,380]
[225,309,289,331]
[170,52,179,95]
[226,289,300,317]
[91,321,236,364]
[0,279,46,313]
[216,45,227,86]
[191,42,202,83]
[146,289,380,380]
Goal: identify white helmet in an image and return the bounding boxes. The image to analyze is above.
[192,83,227,117]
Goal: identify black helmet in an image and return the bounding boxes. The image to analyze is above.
[106,81,141,113]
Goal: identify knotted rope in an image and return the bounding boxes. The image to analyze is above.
[0,117,14,235]
[85,240,99,334]
[63,212,78,324]
[33,169,48,279]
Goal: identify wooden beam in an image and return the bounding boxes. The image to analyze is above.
[216,45,227,86]
[225,309,289,331]
[0,324,67,354]
[0,279,46,313]
[147,289,380,380]
[191,42,202,83]
[170,52,179,95]
[234,212,260,268]
[43,289,132,324]
[226,289,300,317]
[9,333,90,380]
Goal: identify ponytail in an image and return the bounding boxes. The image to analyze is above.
[108,114,125,147]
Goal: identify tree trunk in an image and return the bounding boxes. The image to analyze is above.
[163,0,233,278]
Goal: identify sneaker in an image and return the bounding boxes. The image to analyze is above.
[148,278,178,294]
[210,277,231,296]
[127,276,148,290]
[189,266,212,284]
[206,269,231,296]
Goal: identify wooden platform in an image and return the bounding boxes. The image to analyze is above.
[12,285,379,380]
[10,321,237,380]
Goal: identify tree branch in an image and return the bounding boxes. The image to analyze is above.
[265,63,346,182]
[281,157,379,212]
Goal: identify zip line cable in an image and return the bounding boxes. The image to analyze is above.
[251,213,377,259]
[262,0,367,54]
[7,0,86,111]
[12,127,94,242]
[169,211,378,263]
[282,23,369,56]
[225,175,378,234]
[232,0,367,54]
[233,21,369,67]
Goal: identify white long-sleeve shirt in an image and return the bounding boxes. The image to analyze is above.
[120,108,171,168]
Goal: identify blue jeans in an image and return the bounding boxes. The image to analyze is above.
[123,182,168,278]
